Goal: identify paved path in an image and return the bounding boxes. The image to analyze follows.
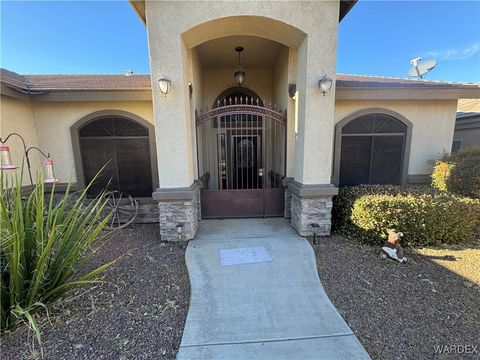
[177,218,370,360]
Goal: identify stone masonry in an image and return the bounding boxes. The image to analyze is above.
[290,193,333,236]
[156,183,200,241]
[282,177,293,219]
[284,188,292,219]
[288,181,337,237]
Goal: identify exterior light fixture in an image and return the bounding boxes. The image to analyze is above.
[158,75,171,96]
[0,146,17,170]
[288,83,297,98]
[318,74,333,96]
[43,159,58,184]
[310,223,321,245]
[176,223,184,241]
[234,46,245,86]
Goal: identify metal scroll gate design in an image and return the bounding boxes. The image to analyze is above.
[196,98,287,218]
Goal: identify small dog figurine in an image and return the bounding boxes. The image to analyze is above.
[380,229,407,263]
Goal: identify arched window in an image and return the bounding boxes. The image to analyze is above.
[338,113,408,186]
[213,87,263,108]
[78,116,153,197]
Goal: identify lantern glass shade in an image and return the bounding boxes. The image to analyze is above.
[0,146,17,170]
[43,159,58,184]
[318,75,333,95]
[234,70,245,86]
[158,77,171,95]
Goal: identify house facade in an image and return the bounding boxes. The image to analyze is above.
[453,99,480,152]
[1,0,479,240]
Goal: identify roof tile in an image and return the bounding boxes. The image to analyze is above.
[2,68,479,93]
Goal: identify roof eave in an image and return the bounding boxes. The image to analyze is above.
[28,89,152,102]
[339,0,357,21]
[335,87,480,100]
[1,84,30,100]
[128,0,357,25]
[129,0,146,24]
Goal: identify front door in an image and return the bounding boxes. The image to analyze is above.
[230,132,262,189]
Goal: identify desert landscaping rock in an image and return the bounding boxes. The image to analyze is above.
[314,236,480,360]
[0,224,190,360]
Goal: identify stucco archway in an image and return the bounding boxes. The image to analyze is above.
[146,3,340,238]
[181,15,307,50]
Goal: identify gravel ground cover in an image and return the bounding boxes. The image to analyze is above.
[1,224,190,360]
[314,236,480,360]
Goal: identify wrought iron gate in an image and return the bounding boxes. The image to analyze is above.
[196,94,286,218]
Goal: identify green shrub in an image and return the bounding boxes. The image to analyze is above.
[0,174,114,343]
[432,146,480,198]
[350,194,480,246]
[332,184,439,234]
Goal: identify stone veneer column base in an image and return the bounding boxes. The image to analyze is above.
[282,177,294,219]
[153,182,200,241]
[288,181,338,237]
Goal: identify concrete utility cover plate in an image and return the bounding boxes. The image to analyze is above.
[219,246,272,266]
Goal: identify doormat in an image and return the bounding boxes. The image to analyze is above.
[219,246,272,266]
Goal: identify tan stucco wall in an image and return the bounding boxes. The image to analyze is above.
[145,1,340,187]
[2,93,462,189]
[0,95,41,185]
[334,100,458,176]
[202,68,273,107]
[189,47,203,179]
[28,101,153,183]
[273,46,289,113]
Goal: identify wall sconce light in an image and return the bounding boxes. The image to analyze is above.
[318,74,333,96]
[288,83,296,98]
[158,75,171,96]
[43,159,58,184]
[188,83,193,97]
[0,146,18,170]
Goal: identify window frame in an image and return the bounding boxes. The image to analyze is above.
[332,109,413,186]
[71,110,159,195]
[451,139,462,153]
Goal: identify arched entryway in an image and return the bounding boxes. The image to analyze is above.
[71,111,158,197]
[333,110,412,186]
[197,88,286,218]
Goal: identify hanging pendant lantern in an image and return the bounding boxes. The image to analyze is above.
[0,146,17,170]
[43,159,58,184]
[234,46,245,86]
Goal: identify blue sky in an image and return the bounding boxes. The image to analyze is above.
[1,1,479,83]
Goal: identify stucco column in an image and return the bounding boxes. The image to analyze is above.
[290,26,339,236]
[147,8,198,241]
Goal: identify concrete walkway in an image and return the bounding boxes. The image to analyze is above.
[177,218,370,360]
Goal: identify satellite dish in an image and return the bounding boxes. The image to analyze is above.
[408,57,437,79]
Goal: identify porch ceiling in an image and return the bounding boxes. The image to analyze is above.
[196,36,284,69]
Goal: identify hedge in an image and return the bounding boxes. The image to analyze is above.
[332,184,439,233]
[432,146,480,198]
[350,194,480,246]
[332,184,480,246]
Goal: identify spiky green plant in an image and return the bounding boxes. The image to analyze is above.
[0,172,114,343]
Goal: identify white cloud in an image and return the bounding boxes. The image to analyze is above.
[424,43,480,60]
